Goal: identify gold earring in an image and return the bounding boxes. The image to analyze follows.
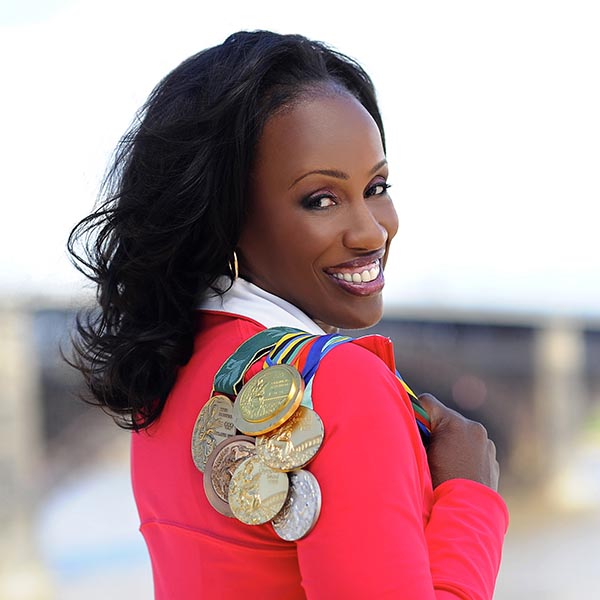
[229,251,239,280]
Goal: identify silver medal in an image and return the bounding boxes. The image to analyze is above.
[272,469,322,541]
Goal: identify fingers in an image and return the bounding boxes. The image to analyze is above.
[417,392,462,431]
[416,392,441,411]
[418,392,486,434]
[417,391,500,491]
[416,393,446,427]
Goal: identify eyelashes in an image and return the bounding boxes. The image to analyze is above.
[301,182,391,211]
[366,182,391,198]
[301,193,337,210]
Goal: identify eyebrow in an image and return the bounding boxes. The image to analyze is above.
[289,159,388,189]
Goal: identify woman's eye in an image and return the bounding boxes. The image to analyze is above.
[302,194,337,210]
[366,182,391,197]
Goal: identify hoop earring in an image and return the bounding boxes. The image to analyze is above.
[229,251,239,280]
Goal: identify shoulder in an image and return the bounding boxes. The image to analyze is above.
[305,337,431,519]
[315,338,402,395]
[144,313,264,432]
[311,338,416,429]
[319,337,395,374]
[194,310,265,350]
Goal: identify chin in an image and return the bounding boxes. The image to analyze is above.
[306,291,384,332]
[342,316,382,331]
[324,306,383,331]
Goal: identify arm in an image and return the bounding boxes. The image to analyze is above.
[426,479,508,599]
[295,344,508,599]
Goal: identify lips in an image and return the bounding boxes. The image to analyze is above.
[324,250,386,296]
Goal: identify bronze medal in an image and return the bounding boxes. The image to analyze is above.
[232,364,304,436]
[256,406,324,472]
[228,456,289,525]
[272,469,322,541]
[191,395,236,472]
[203,435,256,517]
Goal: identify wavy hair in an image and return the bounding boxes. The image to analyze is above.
[67,30,385,430]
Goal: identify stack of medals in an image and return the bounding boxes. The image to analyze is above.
[191,327,330,541]
[191,327,431,542]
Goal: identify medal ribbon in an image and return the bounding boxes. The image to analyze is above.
[213,326,305,395]
[215,327,431,446]
[265,331,431,445]
[264,333,352,412]
[266,332,315,366]
[395,371,431,441]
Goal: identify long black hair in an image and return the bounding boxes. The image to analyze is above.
[67,30,385,430]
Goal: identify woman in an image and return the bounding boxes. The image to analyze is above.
[68,31,508,599]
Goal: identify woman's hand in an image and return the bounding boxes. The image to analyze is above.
[418,393,500,491]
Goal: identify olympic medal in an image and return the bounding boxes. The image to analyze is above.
[233,364,304,436]
[228,456,289,525]
[203,435,256,517]
[191,395,236,472]
[272,469,322,541]
[256,406,324,472]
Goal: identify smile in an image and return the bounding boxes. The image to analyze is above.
[330,260,380,283]
[324,255,385,297]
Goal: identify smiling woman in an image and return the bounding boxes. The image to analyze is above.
[67,30,508,599]
[239,91,397,329]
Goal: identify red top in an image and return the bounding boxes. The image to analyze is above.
[131,311,508,599]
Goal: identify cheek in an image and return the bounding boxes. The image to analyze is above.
[244,214,317,269]
[278,227,330,275]
[241,206,285,252]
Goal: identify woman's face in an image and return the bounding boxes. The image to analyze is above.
[237,90,398,330]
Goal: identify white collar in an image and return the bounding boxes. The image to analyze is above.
[197,277,326,335]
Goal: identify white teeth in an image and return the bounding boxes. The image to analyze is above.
[331,261,381,284]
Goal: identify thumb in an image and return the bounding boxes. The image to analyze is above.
[417,393,449,431]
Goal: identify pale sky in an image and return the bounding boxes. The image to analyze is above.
[1,0,599,317]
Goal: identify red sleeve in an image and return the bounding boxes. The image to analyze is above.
[426,479,509,599]
[295,343,508,600]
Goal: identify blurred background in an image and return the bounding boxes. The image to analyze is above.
[1,0,598,598]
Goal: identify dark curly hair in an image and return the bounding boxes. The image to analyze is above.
[67,30,385,430]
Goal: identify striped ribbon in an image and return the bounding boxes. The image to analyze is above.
[213,328,431,446]
[266,331,431,445]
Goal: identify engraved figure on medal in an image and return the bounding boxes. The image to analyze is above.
[233,364,305,435]
[228,456,289,525]
[256,406,324,471]
[191,395,236,472]
[204,435,256,517]
[272,469,322,541]
[239,376,267,420]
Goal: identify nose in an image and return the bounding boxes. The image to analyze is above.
[342,199,390,252]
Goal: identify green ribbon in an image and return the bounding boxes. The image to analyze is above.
[213,326,304,395]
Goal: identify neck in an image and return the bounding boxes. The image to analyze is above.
[313,320,339,334]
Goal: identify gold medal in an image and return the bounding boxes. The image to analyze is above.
[233,364,304,435]
[272,469,322,541]
[228,456,289,525]
[256,406,324,472]
[191,395,236,472]
[203,435,256,517]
